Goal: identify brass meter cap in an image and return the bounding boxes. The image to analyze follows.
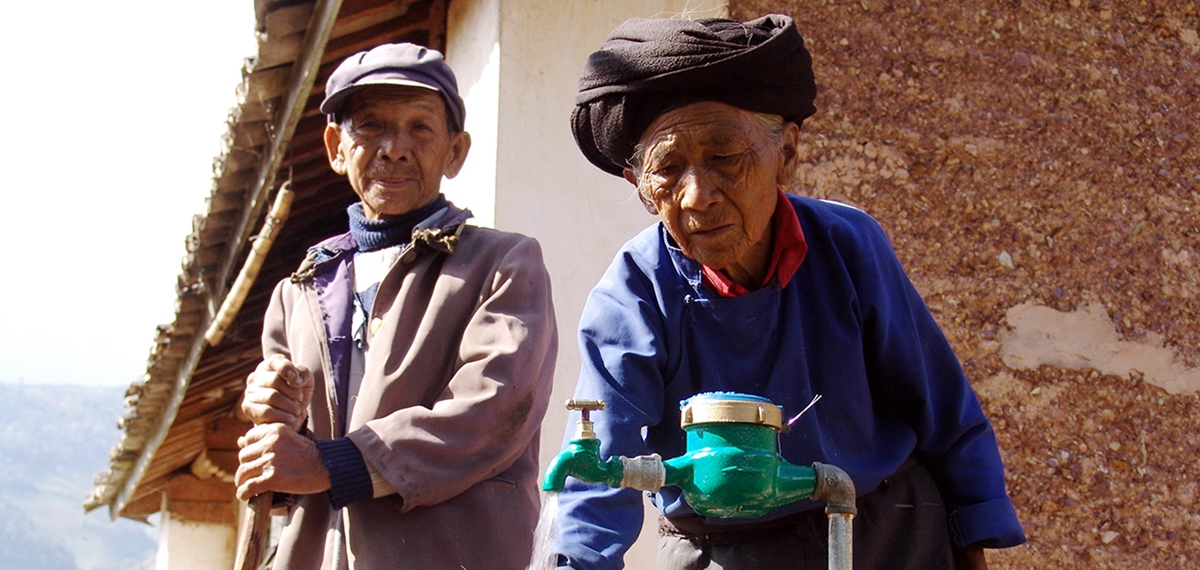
[679,392,783,431]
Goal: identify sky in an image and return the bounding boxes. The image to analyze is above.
[0,2,258,386]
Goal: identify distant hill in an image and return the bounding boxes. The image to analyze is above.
[0,383,155,570]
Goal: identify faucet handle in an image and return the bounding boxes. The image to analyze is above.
[566,399,606,439]
[566,399,606,422]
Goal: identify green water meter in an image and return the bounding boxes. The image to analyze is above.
[664,392,816,518]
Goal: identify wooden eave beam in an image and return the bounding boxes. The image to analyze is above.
[108,0,346,521]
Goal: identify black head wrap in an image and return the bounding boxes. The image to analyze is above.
[571,14,817,176]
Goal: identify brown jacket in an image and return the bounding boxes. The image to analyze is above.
[264,214,557,570]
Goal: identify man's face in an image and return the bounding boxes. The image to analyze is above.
[324,86,470,219]
[625,101,799,283]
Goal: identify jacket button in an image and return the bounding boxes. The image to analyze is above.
[369,318,383,335]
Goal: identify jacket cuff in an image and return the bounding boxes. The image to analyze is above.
[315,437,374,509]
[948,497,1028,548]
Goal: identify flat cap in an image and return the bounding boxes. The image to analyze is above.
[321,43,466,131]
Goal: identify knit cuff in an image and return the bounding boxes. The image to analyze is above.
[315,437,374,509]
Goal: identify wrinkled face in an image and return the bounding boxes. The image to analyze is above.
[324,86,470,219]
[625,101,799,279]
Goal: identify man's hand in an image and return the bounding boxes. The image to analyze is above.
[242,355,314,432]
[953,546,987,570]
[235,423,331,500]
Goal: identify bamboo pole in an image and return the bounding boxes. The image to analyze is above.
[205,185,294,346]
[220,183,293,570]
[233,492,273,570]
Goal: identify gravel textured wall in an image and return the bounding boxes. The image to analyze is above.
[729,1,1199,566]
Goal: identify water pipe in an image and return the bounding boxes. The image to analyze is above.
[812,461,856,570]
[543,393,856,569]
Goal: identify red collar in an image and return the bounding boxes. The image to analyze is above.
[701,189,807,298]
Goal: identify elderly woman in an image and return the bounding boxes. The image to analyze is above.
[552,14,1025,570]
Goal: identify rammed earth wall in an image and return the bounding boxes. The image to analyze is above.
[730,0,1200,566]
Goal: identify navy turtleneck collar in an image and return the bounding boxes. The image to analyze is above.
[347,194,448,252]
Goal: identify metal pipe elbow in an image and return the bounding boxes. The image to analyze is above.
[811,462,857,516]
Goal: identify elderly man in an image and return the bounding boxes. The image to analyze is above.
[234,43,557,569]
[552,15,1024,570]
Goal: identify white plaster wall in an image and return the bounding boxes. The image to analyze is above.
[447,1,729,568]
[156,509,236,570]
[489,0,733,456]
[443,0,501,228]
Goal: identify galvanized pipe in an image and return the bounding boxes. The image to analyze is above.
[812,462,856,570]
[826,513,854,570]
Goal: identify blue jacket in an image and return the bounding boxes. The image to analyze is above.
[555,194,1025,570]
